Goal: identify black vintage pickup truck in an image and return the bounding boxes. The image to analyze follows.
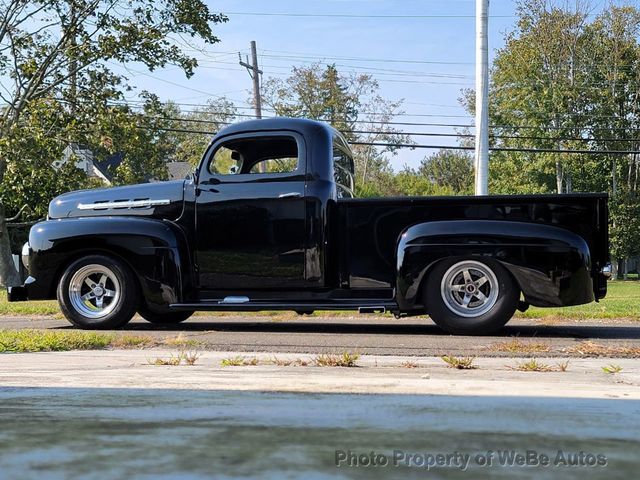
[8,118,610,334]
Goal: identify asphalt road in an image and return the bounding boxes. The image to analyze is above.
[3,314,640,357]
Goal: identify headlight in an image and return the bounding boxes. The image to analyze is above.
[21,242,30,270]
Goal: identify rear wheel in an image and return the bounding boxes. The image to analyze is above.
[424,258,518,335]
[138,305,194,325]
[57,255,138,329]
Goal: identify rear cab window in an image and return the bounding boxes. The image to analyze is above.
[332,136,355,198]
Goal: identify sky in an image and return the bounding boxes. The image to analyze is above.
[109,1,608,169]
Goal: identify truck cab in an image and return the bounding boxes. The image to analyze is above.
[9,118,610,334]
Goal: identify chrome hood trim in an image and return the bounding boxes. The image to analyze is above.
[77,199,171,210]
[49,180,186,220]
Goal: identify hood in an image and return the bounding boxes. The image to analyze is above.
[49,180,187,221]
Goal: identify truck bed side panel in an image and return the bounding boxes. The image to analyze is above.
[338,194,608,291]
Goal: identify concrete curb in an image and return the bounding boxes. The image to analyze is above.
[0,349,638,398]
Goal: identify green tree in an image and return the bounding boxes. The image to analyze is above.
[610,195,640,278]
[171,98,237,166]
[0,99,101,220]
[463,0,640,275]
[463,0,594,194]
[417,150,474,195]
[0,0,227,286]
[262,63,412,192]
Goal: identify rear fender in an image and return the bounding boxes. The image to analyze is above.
[26,217,193,310]
[396,220,593,311]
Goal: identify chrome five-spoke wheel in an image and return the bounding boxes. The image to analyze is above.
[424,257,519,335]
[69,264,120,318]
[57,255,138,329]
[440,260,499,318]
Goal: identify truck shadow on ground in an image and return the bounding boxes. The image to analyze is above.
[109,320,640,340]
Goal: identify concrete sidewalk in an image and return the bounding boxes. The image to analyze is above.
[1,351,639,478]
[0,350,638,398]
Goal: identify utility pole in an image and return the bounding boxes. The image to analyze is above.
[239,41,264,172]
[474,0,489,195]
[239,41,263,120]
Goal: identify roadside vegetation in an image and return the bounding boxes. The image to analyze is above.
[489,338,551,354]
[441,355,477,370]
[221,356,259,367]
[149,351,201,366]
[602,364,623,374]
[0,329,114,353]
[509,359,569,372]
[0,329,200,353]
[314,353,360,367]
[518,281,640,320]
[568,341,640,357]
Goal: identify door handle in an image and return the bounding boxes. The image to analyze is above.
[278,192,302,199]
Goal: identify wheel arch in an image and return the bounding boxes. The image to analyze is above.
[27,217,194,310]
[396,220,594,311]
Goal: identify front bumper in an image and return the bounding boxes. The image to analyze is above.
[6,276,36,302]
[7,285,28,301]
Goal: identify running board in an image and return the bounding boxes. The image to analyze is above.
[169,301,397,312]
[358,306,386,314]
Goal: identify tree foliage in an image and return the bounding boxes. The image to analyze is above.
[262,63,413,191]
[463,0,640,270]
[0,0,226,286]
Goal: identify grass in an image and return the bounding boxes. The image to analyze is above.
[221,356,259,367]
[0,329,163,353]
[517,280,640,320]
[509,359,569,372]
[441,355,477,369]
[314,352,360,367]
[488,338,551,354]
[162,334,201,348]
[0,329,114,353]
[149,354,183,366]
[0,291,61,316]
[2,280,640,321]
[110,335,155,349]
[602,364,623,374]
[270,356,309,367]
[148,351,201,366]
[567,341,640,357]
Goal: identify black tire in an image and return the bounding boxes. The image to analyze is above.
[57,254,139,329]
[424,257,519,335]
[138,304,194,325]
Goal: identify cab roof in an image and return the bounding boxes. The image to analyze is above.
[215,117,344,142]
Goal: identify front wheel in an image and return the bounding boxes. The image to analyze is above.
[57,255,139,329]
[424,258,519,335]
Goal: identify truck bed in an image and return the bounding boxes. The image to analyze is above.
[337,193,608,291]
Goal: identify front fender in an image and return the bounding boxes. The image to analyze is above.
[396,220,593,311]
[26,217,193,310]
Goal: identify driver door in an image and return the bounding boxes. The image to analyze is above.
[195,132,308,291]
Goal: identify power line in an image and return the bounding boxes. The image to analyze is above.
[132,125,640,155]
[261,50,474,66]
[116,103,640,131]
[221,11,515,19]
[124,113,640,143]
[351,141,640,155]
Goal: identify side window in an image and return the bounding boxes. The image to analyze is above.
[333,146,355,198]
[209,136,300,175]
[210,146,242,175]
[250,157,298,174]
